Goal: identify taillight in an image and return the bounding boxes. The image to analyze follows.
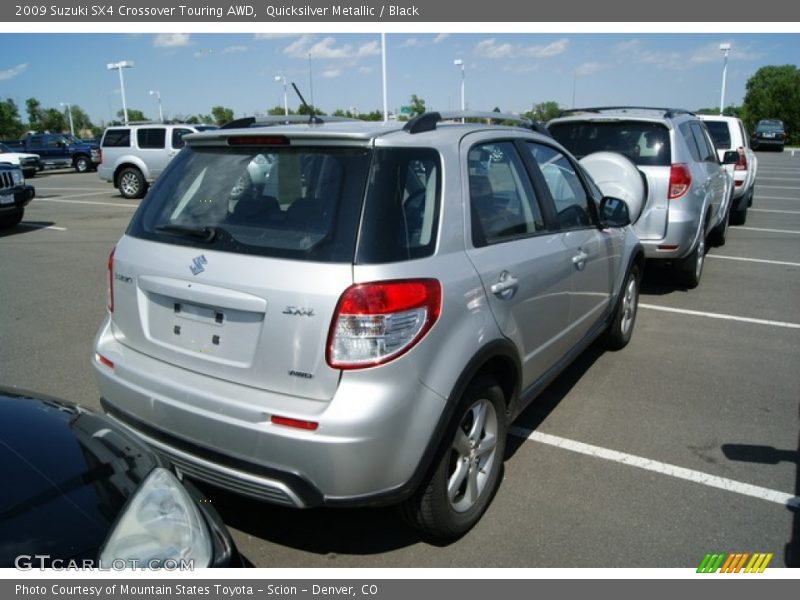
[107,246,116,313]
[668,163,691,200]
[98,149,103,165]
[327,279,442,369]
[734,147,747,171]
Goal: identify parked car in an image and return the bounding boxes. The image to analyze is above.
[2,133,99,173]
[699,114,758,225]
[751,119,787,151]
[0,387,240,568]
[0,163,35,230]
[93,111,644,539]
[98,123,204,199]
[548,107,737,287]
[0,143,41,178]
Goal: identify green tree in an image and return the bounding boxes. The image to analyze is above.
[297,104,326,116]
[40,108,66,133]
[0,98,25,138]
[267,105,296,116]
[68,105,95,134]
[211,106,234,126]
[409,94,426,117]
[25,97,42,130]
[524,101,561,123]
[116,108,148,122]
[742,65,800,144]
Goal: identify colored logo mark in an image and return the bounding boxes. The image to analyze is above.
[697,552,773,573]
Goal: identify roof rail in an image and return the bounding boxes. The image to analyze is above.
[558,106,695,119]
[220,114,361,129]
[403,110,544,135]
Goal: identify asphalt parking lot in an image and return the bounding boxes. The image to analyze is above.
[1,153,798,568]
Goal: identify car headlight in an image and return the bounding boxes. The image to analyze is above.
[11,169,23,185]
[99,468,212,569]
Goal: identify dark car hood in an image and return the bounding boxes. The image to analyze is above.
[0,390,160,567]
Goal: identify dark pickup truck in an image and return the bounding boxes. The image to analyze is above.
[2,133,99,173]
[0,163,35,229]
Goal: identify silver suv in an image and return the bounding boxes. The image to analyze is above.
[98,124,207,199]
[549,107,738,288]
[93,112,643,538]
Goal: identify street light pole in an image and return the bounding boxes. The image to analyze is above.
[381,33,388,123]
[453,59,465,111]
[107,60,134,124]
[60,102,74,136]
[149,90,164,123]
[275,75,288,116]
[719,43,731,116]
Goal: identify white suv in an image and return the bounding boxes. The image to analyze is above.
[699,115,757,225]
[98,124,204,199]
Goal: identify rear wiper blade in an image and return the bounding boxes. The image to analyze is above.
[155,224,217,243]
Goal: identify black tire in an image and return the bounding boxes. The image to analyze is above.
[730,187,752,226]
[74,155,91,173]
[400,375,506,540]
[117,167,147,199]
[0,208,23,230]
[674,235,706,289]
[600,263,641,351]
[709,206,730,247]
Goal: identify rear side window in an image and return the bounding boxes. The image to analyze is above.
[356,148,441,263]
[467,142,544,247]
[102,129,130,147]
[549,121,671,167]
[137,128,166,150]
[690,123,717,162]
[703,121,732,149]
[128,145,371,263]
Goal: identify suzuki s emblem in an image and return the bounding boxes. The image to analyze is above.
[190,255,208,276]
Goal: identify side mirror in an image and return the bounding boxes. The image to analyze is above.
[599,196,631,228]
[722,150,739,164]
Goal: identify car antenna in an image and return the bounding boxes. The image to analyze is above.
[291,83,323,125]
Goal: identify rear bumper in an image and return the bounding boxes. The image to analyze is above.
[92,317,448,508]
[752,137,784,148]
[97,165,114,183]
[639,205,701,260]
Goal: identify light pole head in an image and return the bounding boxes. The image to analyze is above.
[149,90,158,97]
[274,75,283,82]
[453,59,463,66]
[719,43,731,53]
[107,60,134,70]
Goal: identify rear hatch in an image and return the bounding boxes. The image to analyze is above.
[109,131,443,402]
[111,135,372,401]
[549,118,672,240]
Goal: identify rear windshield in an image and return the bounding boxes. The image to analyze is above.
[127,144,441,264]
[548,121,672,167]
[703,120,732,149]
[756,121,784,132]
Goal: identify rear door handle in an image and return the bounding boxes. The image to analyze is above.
[490,271,519,299]
[572,251,588,270]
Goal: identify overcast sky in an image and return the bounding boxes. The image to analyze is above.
[1,33,798,125]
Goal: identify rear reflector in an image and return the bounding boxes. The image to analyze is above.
[228,135,290,146]
[734,147,747,171]
[657,244,680,251]
[95,353,114,369]
[735,180,743,187]
[271,415,319,431]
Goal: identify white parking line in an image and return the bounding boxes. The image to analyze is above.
[639,303,800,329]
[707,254,800,268]
[749,208,800,214]
[509,427,800,510]
[758,177,800,182]
[38,191,112,200]
[33,187,108,192]
[35,198,138,209]
[758,196,800,201]
[736,226,800,235]
[759,185,800,190]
